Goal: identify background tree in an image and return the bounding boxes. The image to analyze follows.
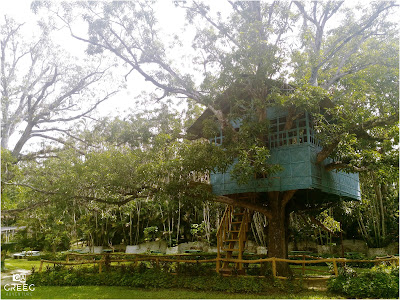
[1,16,117,159]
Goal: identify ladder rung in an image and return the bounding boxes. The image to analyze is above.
[233,213,244,215]
[224,239,239,242]
[229,230,240,233]
[231,221,242,224]
[222,248,240,252]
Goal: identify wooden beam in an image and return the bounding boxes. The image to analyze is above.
[282,190,297,207]
[215,196,272,219]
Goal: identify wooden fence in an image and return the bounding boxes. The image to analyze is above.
[38,253,399,280]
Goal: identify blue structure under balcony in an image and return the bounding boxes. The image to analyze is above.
[187,89,360,202]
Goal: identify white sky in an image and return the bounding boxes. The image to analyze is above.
[1,0,228,117]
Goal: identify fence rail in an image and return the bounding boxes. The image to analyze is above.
[38,253,399,279]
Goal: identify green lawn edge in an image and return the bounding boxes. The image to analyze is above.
[1,286,342,299]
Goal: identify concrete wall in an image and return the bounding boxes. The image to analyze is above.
[126,240,168,254]
[124,240,398,257]
[341,239,368,254]
[126,241,208,254]
[125,240,259,254]
[289,241,318,252]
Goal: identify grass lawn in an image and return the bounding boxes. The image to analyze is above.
[2,259,347,299]
[1,286,343,299]
[3,259,48,271]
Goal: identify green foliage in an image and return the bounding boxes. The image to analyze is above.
[231,145,282,184]
[27,264,305,294]
[175,262,213,276]
[202,118,221,139]
[13,229,45,252]
[1,148,27,211]
[190,222,206,241]
[270,84,329,114]
[143,226,160,242]
[328,265,399,299]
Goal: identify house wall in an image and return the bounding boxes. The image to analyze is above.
[210,143,360,200]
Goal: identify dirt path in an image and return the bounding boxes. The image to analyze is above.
[1,269,31,286]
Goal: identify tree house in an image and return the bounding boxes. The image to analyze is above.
[187,82,361,275]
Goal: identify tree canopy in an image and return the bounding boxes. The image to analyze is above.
[1,1,398,264]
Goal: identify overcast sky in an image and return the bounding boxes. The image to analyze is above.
[2,1,200,117]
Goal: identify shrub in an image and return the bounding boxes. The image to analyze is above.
[175,262,214,276]
[27,263,303,294]
[27,252,67,261]
[328,265,399,299]
[344,252,374,268]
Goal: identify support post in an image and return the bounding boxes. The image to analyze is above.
[333,259,338,277]
[39,260,43,273]
[216,255,220,273]
[272,258,277,278]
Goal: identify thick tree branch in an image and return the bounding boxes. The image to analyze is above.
[316,139,340,164]
[282,190,297,207]
[214,195,272,219]
[324,162,367,172]
[1,181,155,212]
[2,199,51,215]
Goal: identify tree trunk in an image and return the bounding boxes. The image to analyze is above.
[215,191,295,276]
[266,191,293,277]
[12,121,34,157]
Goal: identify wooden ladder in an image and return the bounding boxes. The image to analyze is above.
[216,205,251,275]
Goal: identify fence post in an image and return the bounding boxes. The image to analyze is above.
[333,259,338,277]
[66,254,69,263]
[99,261,102,273]
[272,258,277,278]
[216,252,220,273]
[39,260,43,273]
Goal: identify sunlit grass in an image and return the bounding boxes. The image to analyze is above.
[1,286,343,299]
[3,259,45,272]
